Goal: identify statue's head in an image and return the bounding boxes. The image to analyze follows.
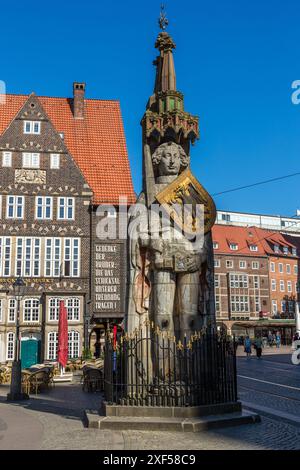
[152,142,189,176]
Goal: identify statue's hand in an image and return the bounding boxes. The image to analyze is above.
[185,254,201,273]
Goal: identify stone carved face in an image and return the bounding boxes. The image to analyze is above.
[152,142,189,177]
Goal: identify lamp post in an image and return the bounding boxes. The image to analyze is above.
[7,277,29,401]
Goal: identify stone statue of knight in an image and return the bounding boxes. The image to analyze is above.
[126,30,217,342]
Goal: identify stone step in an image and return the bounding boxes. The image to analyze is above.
[85,410,260,432]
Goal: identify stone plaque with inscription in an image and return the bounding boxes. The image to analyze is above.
[94,243,125,316]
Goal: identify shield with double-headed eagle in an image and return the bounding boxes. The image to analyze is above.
[155,168,216,236]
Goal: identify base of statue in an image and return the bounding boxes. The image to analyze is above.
[85,401,260,432]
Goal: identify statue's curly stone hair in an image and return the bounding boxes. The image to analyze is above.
[152,142,189,168]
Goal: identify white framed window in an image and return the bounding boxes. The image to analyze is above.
[58,197,74,220]
[48,332,58,360]
[214,274,220,288]
[15,238,40,277]
[49,298,60,321]
[23,298,40,323]
[230,295,249,313]
[249,244,258,252]
[271,279,276,291]
[64,238,80,277]
[274,244,280,253]
[66,298,80,321]
[214,259,220,268]
[255,296,260,312]
[239,261,246,269]
[287,281,292,293]
[23,121,41,134]
[0,237,11,277]
[230,274,248,288]
[286,264,291,274]
[45,238,61,277]
[35,196,53,220]
[68,331,80,358]
[270,262,275,272]
[213,242,219,250]
[48,297,80,322]
[283,246,289,255]
[8,299,16,323]
[6,332,15,360]
[252,261,259,270]
[278,263,283,273]
[280,280,285,292]
[294,265,298,275]
[226,260,233,268]
[22,152,40,168]
[0,299,3,322]
[272,300,277,314]
[2,151,12,167]
[229,243,238,251]
[50,154,60,169]
[292,247,297,256]
[7,196,24,219]
[253,276,259,289]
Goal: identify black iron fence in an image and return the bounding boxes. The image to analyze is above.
[104,324,237,407]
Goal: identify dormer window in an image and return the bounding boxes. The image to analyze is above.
[213,242,219,249]
[292,247,297,256]
[229,243,238,251]
[283,246,289,255]
[274,244,279,253]
[24,121,41,135]
[249,244,258,252]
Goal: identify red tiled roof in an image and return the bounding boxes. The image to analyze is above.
[212,225,266,256]
[213,224,300,258]
[0,94,136,205]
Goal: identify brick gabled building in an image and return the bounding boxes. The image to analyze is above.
[0,84,135,365]
[213,224,298,343]
[212,225,270,329]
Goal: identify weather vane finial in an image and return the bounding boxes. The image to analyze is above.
[158,4,169,31]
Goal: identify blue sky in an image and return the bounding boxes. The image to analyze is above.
[2,0,300,216]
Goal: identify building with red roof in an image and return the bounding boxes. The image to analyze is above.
[0,83,135,365]
[212,224,298,343]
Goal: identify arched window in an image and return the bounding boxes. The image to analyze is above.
[7,332,15,360]
[68,331,80,359]
[48,332,58,360]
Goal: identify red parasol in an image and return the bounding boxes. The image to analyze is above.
[57,300,68,368]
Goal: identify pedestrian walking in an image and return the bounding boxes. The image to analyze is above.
[244,336,252,358]
[276,333,281,349]
[254,336,263,359]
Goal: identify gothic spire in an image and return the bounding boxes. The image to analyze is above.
[154,5,176,93]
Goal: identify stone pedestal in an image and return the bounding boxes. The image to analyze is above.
[85,401,260,432]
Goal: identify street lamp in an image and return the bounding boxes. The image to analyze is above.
[7,277,29,401]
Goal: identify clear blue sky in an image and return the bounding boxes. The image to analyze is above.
[2,0,300,216]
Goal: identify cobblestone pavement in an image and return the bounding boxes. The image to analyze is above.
[0,357,300,450]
